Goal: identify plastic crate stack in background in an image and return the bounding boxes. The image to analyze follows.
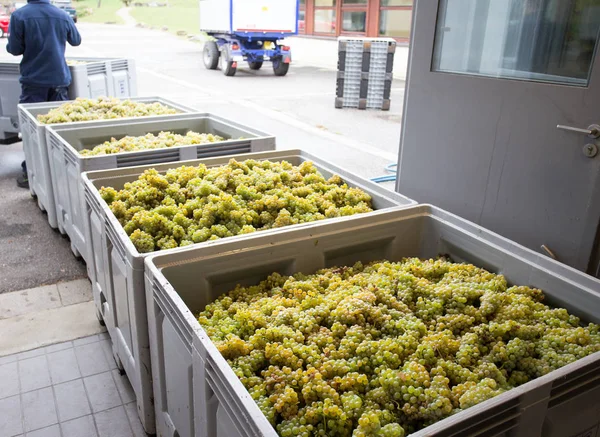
[336,37,396,111]
[145,205,600,437]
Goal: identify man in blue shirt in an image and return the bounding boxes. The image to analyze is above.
[6,0,81,188]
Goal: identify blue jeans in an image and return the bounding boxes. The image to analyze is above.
[20,84,69,176]
[19,84,70,104]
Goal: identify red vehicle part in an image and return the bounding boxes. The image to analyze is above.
[0,15,9,37]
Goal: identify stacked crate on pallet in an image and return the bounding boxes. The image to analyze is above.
[145,205,600,437]
[335,37,396,111]
[81,149,415,434]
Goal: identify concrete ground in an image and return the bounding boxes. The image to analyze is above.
[0,23,405,295]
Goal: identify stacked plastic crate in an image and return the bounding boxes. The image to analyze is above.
[335,37,396,110]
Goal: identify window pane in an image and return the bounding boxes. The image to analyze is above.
[432,0,600,86]
[343,0,367,5]
[298,10,305,33]
[379,9,412,38]
[342,11,366,32]
[315,0,336,7]
[299,0,305,5]
[381,0,412,5]
[314,9,336,33]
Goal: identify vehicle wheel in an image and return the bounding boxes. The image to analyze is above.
[203,41,219,70]
[223,60,237,76]
[248,61,263,70]
[273,59,289,76]
[0,29,4,38]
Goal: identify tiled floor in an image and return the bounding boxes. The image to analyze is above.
[0,334,148,437]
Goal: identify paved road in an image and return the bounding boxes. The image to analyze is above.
[0,23,405,293]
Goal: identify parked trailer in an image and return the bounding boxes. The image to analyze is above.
[0,57,137,141]
[199,0,298,76]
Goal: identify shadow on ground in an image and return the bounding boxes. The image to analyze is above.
[0,142,87,294]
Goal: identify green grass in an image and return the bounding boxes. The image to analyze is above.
[74,0,124,24]
[129,0,199,35]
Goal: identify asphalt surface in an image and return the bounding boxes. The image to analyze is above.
[0,23,404,293]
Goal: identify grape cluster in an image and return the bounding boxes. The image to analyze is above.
[197,258,600,436]
[37,97,178,124]
[79,131,225,156]
[99,159,373,253]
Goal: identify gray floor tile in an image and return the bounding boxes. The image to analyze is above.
[54,379,91,422]
[58,279,93,307]
[61,415,98,437]
[75,343,110,377]
[18,356,51,393]
[0,362,19,400]
[16,348,44,361]
[98,340,118,371]
[94,406,133,437]
[112,370,135,405]
[84,372,122,414]
[26,424,61,437]
[22,387,58,432]
[0,354,17,366]
[44,341,73,354]
[124,402,147,437]
[73,335,100,348]
[48,349,81,385]
[0,395,23,437]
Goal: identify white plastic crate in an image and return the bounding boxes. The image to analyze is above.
[18,97,197,231]
[68,57,138,100]
[46,113,275,266]
[0,57,137,141]
[144,205,600,437]
[81,149,416,435]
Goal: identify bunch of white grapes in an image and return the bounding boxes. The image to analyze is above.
[37,97,179,124]
[199,258,600,437]
[80,131,225,156]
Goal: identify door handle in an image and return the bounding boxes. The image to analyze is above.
[556,124,600,139]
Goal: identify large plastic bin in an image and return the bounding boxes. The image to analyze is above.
[0,61,21,141]
[0,57,136,141]
[67,57,137,100]
[46,113,275,266]
[143,204,600,437]
[18,97,196,231]
[81,149,415,434]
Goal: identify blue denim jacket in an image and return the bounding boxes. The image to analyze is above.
[6,0,82,87]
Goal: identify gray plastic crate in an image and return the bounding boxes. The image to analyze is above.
[18,97,196,231]
[143,204,600,437]
[81,149,415,434]
[0,61,21,140]
[67,57,137,100]
[0,57,137,141]
[46,114,275,267]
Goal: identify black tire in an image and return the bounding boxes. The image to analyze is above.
[203,41,219,70]
[273,59,289,76]
[0,29,4,38]
[223,60,237,76]
[248,61,263,70]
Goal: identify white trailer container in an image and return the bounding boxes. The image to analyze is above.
[199,0,298,35]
